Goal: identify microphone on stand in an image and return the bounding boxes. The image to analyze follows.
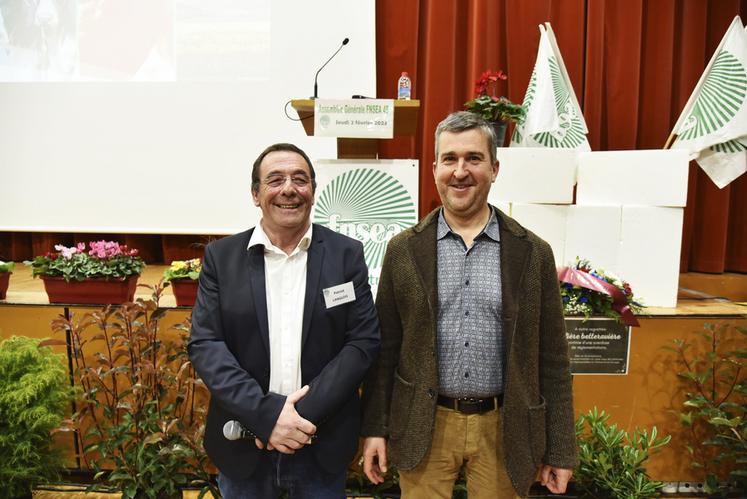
[223,420,255,441]
[312,38,349,99]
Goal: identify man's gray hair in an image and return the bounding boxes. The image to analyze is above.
[434,111,498,164]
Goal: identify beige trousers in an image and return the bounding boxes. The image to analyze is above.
[398,405,521,499]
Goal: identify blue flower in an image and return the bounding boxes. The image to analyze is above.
[562,296,570,303]
[580,296,589,303]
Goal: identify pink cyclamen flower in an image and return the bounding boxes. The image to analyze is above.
[89,240,124,258]
[55,244,79,259]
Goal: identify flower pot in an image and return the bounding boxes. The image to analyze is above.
[0,272,10,300]
[41,275,139,304]
[171,279,198,307]
[490,120,507,147]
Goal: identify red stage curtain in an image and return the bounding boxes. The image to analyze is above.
[375,0,747,274]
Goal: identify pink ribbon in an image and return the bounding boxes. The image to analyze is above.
[558,266,640,327]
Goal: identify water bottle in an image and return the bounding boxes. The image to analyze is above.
[397,72,412,100]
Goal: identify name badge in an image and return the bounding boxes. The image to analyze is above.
[323,281,356,309]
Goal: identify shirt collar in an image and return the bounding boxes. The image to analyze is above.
[247,222,313,255]
[437,207,500,242]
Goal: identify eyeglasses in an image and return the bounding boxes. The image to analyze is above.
[262,174,311,189]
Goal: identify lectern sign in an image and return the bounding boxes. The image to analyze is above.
[314,99,394,138]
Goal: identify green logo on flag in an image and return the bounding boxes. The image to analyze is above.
[531,57,586,148]
[511,69,538,144]
[512,57,586,148]
[679,50,747,141]
[313,168,417,290]
[711,137,747,153]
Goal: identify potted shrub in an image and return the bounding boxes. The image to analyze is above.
[49,285,218,498]
[0,335,76,498]
[575,407,671,499]
[667,323,747,496]
[26,241,144,304]
[163,259,201,307]
[0,260,13,299]
[464,69,526,145]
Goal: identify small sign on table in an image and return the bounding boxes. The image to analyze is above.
[565,318,631,375]
[314,99,394,139]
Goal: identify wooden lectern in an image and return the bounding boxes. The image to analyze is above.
[290,99,420,159]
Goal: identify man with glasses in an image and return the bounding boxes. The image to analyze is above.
[189,143,380,498]
[360,112,577,498]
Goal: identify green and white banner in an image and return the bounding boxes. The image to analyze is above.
[671,16,747,188]
[511,23,590,150]
[312,159,418,296]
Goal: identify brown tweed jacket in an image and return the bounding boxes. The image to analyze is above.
[361,207,578,497]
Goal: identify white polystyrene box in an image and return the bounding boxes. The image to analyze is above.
[563,205,622,270]
[617,206,684,308]
[489,147,577,204]
[493,201,511,217]
[576,149,688,207]
[511,203,567,267]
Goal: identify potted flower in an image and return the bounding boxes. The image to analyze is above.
[464,69,526,146]
[0,261,14,300]
[163,258,201,307]
[558,257,643,326]
[26,241,144,304]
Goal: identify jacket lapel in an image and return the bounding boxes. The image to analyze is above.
[301,229,324,350]
[408,211,438,320]
[247,242,271,358]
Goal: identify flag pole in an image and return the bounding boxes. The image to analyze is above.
[663,133,677,150]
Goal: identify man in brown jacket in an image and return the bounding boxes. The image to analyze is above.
[360,111,577,498]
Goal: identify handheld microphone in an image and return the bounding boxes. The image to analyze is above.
[312,38,349,99]
[222,420,254,441]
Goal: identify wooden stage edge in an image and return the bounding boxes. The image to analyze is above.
[1,265,746,317]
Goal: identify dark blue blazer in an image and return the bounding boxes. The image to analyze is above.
[188,224,380,479]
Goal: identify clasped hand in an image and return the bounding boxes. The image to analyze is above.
[255,385,316,454]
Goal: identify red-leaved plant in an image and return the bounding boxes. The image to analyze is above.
[49,284,217,498]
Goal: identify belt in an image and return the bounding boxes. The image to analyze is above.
[437,394,503,414]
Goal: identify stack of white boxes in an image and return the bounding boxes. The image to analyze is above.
[488,148,689,308]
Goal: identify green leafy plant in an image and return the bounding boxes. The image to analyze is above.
[559,257,644,322]
[163,259,201,282]
[666,323,747,495]
[464,69,525,123]
[26,241,144,282]
[345,465,399,499]
[0,335,76,498]
[50,286,217,499]
[574,407,671,499]
[0,261,14,273]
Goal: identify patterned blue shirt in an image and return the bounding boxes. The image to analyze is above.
[436,208,503,398]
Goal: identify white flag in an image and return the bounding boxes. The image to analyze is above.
[695,136,747,188]
[671,16,747,176]
[694,23,747,188]
[511,23,590,150]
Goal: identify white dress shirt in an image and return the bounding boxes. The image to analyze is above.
[247,223,312,396]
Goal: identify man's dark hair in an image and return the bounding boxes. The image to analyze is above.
[251,143,317,193]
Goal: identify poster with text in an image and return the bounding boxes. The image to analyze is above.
[565,318,631,375]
